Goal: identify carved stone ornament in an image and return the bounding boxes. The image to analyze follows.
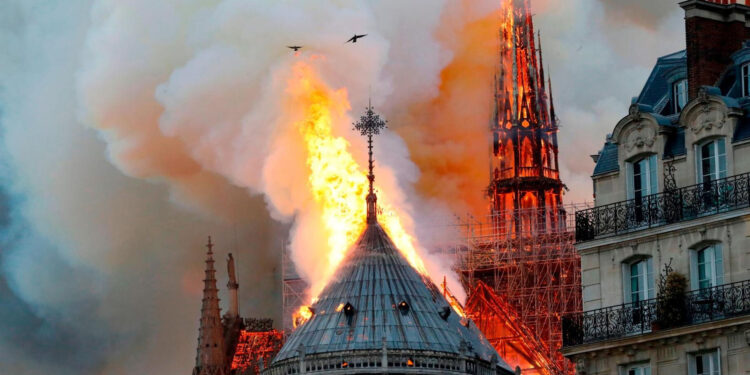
[629,103,643,122]
[624,122,656,152]
[575,358,587,375]
[690,89,727,135]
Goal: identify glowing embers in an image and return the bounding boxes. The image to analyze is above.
[397,300,410,315]
[229,330,284,373]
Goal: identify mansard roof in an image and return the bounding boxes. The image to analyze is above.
[270,221,513,374]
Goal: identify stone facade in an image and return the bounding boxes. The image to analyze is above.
[563,1,750,374]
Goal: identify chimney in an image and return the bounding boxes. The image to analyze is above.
[681,0,750,98]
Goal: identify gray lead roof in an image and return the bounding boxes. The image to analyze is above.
[273,222,512,372]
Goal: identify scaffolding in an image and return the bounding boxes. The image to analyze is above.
[281,243,307,332]
[446,203,588,375]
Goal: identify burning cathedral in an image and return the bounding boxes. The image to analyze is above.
[191,0,581,374]
[192,104,518,375]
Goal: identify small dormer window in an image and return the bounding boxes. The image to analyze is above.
[674,79,688,112]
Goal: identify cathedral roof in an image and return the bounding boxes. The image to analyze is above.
[271,221,512,373]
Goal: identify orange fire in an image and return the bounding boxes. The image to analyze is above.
[288,61,428,309]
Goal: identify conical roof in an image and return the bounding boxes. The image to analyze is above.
[272,221,512,373]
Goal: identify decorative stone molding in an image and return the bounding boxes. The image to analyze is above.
[684,88,729,138]
[575,358,587,375]
[624,122,657,152]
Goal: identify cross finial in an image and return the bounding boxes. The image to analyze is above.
[353,99,387,224]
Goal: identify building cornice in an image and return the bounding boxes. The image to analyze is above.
[562,315,750,357]
[576,208,750,253]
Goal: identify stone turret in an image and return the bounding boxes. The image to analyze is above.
[193,236,226,375]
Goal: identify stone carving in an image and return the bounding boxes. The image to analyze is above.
[629,103,643,122]
[575,358,587,375]
[624,122,656,152]
[690,89,727,135]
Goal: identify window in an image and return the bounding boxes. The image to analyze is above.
[674,79,688,112]
[743,63,750,97]
[696,139,726,184]
[690,244,724,291]
[621,363,651,375]
[627,155,658,200]
[623,257,654,303]
[689,349,721,375]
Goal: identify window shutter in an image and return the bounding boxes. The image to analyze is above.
[717,140,727,179]
[688,353,697,375]
[626,162,634,200]
[648,155,658,195]
[622,263,632,303]
[714,245,724,286]
[690,249,699,291]
[646,258,655,299]
[695,144,702,184]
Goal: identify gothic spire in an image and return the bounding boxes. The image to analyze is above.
[548,72,557,128]
[353,99,387,224]
[193,236,226,375]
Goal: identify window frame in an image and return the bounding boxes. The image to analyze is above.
[626,154,658,201]
[620,362,651,375]
[689,244,724,291]
[695,138,727,185]
[689,348,721,375]
[674,79,688,112]
[622,257,655,303]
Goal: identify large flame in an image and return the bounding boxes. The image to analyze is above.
[289,62,427,306]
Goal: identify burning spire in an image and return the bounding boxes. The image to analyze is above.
[353,99,387,224]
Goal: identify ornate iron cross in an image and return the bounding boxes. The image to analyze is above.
[353,101,387,223]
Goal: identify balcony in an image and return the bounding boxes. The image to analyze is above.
[562,280,750,347]
[575,172,750,242]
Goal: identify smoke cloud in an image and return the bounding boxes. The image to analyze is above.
[0,0,687,373]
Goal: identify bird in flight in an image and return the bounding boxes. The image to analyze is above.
[287,46,303,52]
[346,34,367,43]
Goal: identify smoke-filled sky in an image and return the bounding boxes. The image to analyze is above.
[0,0,685,374]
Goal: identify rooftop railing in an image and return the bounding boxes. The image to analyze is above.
[562,279,750,347]
[575,171,750,242]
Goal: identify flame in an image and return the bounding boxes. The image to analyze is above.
[335,303,345,312]
[292,305,314,328]
[288,61,428,304]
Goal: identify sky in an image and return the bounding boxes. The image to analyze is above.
[0,1,686,374]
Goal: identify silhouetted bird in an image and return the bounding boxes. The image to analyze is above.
[287,46,303,52]
[346,34,367,43]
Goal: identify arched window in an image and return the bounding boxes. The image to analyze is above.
[623,256,654,303]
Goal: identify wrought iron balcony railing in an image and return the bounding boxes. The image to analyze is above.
[562,279,750,347]
[575,172,750,242]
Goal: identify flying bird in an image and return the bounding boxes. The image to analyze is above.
[287,46,303,52]
[346,34,367,43]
